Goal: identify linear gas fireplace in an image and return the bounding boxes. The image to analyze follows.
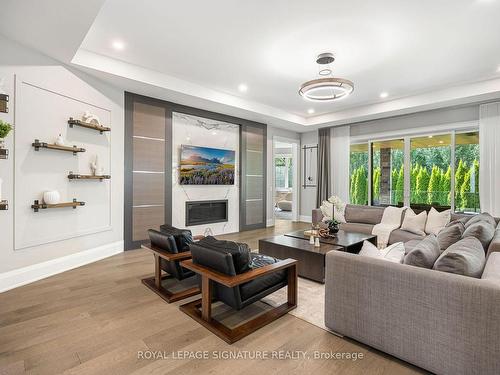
[185,200,228,226]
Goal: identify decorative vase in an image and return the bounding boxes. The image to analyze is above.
[43,190,60,205]
[328,221,339,234]
[55,134,65,146]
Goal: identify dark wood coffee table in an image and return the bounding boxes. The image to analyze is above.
[285,230,377,253]
[258,236,342,283]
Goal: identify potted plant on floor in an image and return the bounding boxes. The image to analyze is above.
[0,120,12,149]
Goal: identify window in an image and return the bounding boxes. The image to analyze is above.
[455,131,480,213]
[275,156,293,189]
[410,134,451,209]
[371,139,404,206]
[349,143,368,205]
[349,129,480,213]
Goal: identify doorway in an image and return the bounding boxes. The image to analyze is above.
[273,137,299,223]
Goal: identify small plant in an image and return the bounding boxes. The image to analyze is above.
[325,219,339,226]
[0,120,12,139]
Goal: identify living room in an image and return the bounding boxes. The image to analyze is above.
[1,1,499,374]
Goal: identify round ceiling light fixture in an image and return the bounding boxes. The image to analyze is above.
[299,53,354,102]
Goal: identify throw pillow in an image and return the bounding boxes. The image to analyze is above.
[404,234,440,269]
[433,237,486,278]
[401,208,427,236]
[437,221,465,251]
[462,221,495,250]
[380,206,406,227]
[404,239,421,255]
[464,212,497,229]
[359,240,405,263]
[425,208,451,235]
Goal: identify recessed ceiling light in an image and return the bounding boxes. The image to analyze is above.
[238,83,248,93]
[112,40,125,51]
[380,92,389,98]
[307,108,315,114]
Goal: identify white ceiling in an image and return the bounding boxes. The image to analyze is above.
[2,0,500,131]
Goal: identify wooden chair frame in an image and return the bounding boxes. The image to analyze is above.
[179,258,298,344]
[141,243,201,303]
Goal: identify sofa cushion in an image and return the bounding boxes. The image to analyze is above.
[359,240,405,263]
[425,208,450,235]
[195,236,251,274]
[401,208,427,236]
[339,222,374,235]
[239,253,286,301]
[462,221,495,250]
[389,229,424,245]
[404,234,440,269]
[433,237,486,278]
[345,204,384,225]
[464,212,496,229]
[481,252,500,284]
[437,221,465,251]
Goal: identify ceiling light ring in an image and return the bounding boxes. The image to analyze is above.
[299,77,354,101]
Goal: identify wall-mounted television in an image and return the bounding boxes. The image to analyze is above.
[180,145,235,185]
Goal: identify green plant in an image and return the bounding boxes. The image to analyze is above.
[0,120,12,139]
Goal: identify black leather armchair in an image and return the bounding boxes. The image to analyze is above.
[141,226,200,303]
[179,236,298,343]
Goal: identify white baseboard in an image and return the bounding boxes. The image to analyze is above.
[266,219,274,227]
[299,215,312,223]
[0,241,124,293]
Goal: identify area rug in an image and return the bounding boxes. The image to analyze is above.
[262,277,327,331]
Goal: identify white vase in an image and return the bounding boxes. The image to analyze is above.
[43,190,60,205]
[55,134,65,147]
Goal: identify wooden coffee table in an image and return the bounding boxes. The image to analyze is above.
[259,230,377,283]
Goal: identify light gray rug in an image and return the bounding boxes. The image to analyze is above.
[263,277,327,330]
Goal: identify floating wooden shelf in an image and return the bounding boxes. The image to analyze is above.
[68,118,110,134]
[68,172,111,181]
[0,94,8,113]
[32,139,85,155]
[0,200,8,210]
[31,198,85,212]
[0,148,8,159]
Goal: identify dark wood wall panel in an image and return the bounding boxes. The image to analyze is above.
[133,102,166,139]
[133,173,165,207]
[133,138,165,172]
[132,206,164,241]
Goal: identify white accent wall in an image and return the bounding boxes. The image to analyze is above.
[0,36,124,291]
[171,112,239,236]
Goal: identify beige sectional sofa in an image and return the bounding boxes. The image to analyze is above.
[319,204,500,374]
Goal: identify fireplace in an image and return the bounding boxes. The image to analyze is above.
[185,200,228,226]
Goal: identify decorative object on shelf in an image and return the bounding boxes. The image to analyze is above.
[68,172,110,181]
[0,200,8,210]
[43,190,61,205]
[55,133,65,147]
[0,119,12,152]
[31,198,85,212]
[302,145,317,188]
[299,52,354,102]
[32,139,85,155]
[68,117,110,134]
[81,111,101,126]
[90,155,105,176]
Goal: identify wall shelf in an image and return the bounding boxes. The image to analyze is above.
[0,148,8,159]
[68,172,111,181]
[68,118,111,134]
[0,94,8,113]
[32,139,85,155]
[0,200,8,210]
[31,198,85,212]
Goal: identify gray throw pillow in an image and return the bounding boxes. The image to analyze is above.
[404,234,440,269]
[433,237,486,278]
[462,221,495,250]
[437,221,465,251]
[404,239,421,255]
[464,213,496,229]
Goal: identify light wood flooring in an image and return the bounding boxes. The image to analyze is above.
[0,220,426,375]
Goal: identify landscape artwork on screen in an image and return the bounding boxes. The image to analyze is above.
[180,145,235,185]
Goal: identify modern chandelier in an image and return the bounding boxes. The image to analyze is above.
[299,53,354,102]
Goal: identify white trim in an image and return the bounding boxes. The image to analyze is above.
[299,215,312,223]
[266,218,274,227]
[0,241,124,293]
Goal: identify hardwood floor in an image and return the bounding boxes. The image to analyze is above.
[0,220,426,375]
